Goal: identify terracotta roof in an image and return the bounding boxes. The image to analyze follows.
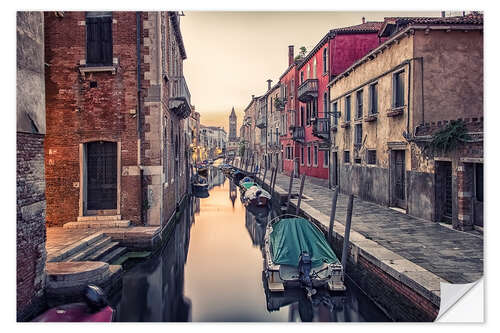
[331,21,384,34]
[379,13,483,37]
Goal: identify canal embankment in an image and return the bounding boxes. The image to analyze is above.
[229,163,483,321]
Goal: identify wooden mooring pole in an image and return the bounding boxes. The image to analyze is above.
[341,195,354,273]
[262,166,267,185]
[295,174,306,215]
[286,169,295,212]
[328,186,339,243]
[270,167,277,197]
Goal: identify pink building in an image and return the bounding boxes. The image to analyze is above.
[284,20,384,183]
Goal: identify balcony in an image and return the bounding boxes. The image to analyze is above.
[292,126,305,142]
[256,114,267,128]
[298,79,318,102]
[168,76,192,119]
[274,96,286,111]
[312,117,330,141]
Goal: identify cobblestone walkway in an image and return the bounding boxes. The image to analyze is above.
[261,171,483,284]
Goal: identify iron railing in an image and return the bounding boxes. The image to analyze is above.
[292,126,305,142]
[298,79,318,102]
[312,117,330,141]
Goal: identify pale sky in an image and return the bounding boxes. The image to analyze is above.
[180,11,441,132]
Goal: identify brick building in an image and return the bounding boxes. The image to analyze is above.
[328,14,483,229]
[17,11,47,321]
[44,11,192,229]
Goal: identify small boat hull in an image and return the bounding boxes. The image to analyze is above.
[32,303,114,322]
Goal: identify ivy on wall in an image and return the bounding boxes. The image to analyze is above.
[427,120,471,154]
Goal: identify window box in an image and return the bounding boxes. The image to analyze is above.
[79,64,117,75]
[340,122,350,129]
[364,114,378,122]
[387,106,405,117]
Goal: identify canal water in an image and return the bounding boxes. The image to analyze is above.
[111,168,390,322]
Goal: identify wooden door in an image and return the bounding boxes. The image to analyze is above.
[87,141,117,211]
[436,161,453,222]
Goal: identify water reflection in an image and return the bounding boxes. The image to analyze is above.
[112,172,390,322]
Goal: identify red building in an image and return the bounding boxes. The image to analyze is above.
[282,20,384,183]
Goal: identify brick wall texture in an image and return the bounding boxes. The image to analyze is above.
[17,132,47,321]
[44,12,141,226]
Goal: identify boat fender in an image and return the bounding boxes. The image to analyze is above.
[83,285,108,313]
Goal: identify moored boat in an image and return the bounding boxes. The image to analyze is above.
[264,215,346,294]
[192,174,209,198]
[32,285,114,322]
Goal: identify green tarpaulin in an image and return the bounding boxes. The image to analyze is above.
[270,217,340,268]
[241,182,258,190]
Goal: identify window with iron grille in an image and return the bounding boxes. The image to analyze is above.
[369,82,378,114]
[307,146,311,165]
[367,150,376,165]
[323,92,328,116]
[86,12,113,66]
[355,124,363,145]
[301,147,304,165]
[345,95,351,121]
[393,70,405,108]
[344,150,350,163]
[323,150,329,167]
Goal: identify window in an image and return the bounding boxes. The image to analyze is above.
[345,95,351,122]
[367,150,376,165]
[313,58,317,78]
[314,145,318,166]
[332,101,338,125]
[291,79,295,97]
[344,150,350,163]
[307,146,311,165]
[307,64,310,79]
[312,98,317,119]
[356,90,363,119]
[275,127,279,143]
[323,48,328,74]
[355,124,363,145]
[301,106,305,126]
[300,71,304,84]
[369,82,378,114]
[393,70,405,108]
[354,158,361,164]
[301,147,304,165]
[323,92,328,116]
[86,12,113,66]
[323,151,329,167]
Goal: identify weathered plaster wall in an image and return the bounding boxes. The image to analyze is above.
[330,34,414,203]
[17,11,47,321]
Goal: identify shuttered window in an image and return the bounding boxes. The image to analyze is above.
[369,82,378,114]
[392,70,405,108]
[86,13,113,66]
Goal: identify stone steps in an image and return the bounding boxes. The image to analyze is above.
[85,241,121,262]
[77,215,122,222]
[63,220,131,229]
[47,232,106,262]
[99,246,128,264]
[65,236,113,262]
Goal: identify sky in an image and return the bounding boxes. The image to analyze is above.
[180,11,442,133]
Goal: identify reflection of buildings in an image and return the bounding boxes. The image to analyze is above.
[113,199,194,321]
[244,210,267,248]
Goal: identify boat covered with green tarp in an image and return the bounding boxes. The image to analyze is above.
[270,217,339,268]
[264,215,346,293]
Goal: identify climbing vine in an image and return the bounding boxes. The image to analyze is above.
[427,120,471,153]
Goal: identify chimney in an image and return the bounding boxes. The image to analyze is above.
[252,94,255,100]
[288,45,294,66]
[362,17,365,24]
[441,11,446,17]
[267,79,272,91]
